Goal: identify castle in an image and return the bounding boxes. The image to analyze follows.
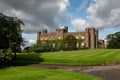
[37,26,105,49]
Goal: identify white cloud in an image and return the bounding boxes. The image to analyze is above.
[0,0,69,33]
[71,18,90,31]
[71,0,120,31]
[87,3,97,17]
[24,38,36,47]
[58,0,69,12]
[87,0,120,28]
[29,39,36,45]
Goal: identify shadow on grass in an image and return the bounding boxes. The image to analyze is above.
[0,53,44,69]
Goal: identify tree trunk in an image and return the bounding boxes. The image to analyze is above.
[13,46,17,60]
[3,49,6,61]
[14,51,16,60]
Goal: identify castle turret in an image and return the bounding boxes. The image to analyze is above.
[95,29,98,48]
[56,28,64,39]
[37,32,41,44]
[85,27,98,49]
[42,29,47,34]
[37,32,41,40]
[64,26,68,33]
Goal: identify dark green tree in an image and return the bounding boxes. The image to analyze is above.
[106,31,120,49]
[0,12,24,60]
[64,35,77,50]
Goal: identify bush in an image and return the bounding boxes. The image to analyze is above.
[25,42,55,53]
[63,35,77,51]
[106,32,120,49]
[40,43,53,52]
[80,46,89,50]
[0,49,13,62]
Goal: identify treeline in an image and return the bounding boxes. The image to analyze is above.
[106,31,120,49]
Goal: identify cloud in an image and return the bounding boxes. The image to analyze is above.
[23,38,36,47]
[71,0,120,31]
[71,18,89,31]
[87,0,120,28]
[29,39,36,45]
[58,0,69,12]
[0,0,69,33]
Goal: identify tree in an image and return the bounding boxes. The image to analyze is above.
[53,39,63,51]
[0,12,24,61]
[76,38,82,49]
[64,35,77,50]
[106,32,120,49]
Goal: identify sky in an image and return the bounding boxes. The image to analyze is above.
[0,0,120,46]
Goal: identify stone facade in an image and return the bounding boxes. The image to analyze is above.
[37,26,105,49]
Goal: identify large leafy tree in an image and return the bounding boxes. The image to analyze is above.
[64,35,77,50]
[106,32,120,49]
[0,12,24,60]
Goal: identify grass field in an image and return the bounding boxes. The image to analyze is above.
[0,67,101,80]
[16,49,120,66]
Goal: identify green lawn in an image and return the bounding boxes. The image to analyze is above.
[16,49,120,66]
[0,67,101,80]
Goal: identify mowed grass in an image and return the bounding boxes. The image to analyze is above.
[16,49,120,66]
[0,67,101,80]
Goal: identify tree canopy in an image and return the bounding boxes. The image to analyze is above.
[106,31,120,49]
[64,35,77,50]
[0,12,24,61]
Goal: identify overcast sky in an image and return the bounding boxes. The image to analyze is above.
[0,0,120,45]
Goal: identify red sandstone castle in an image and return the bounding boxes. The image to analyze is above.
[37,26,105,49]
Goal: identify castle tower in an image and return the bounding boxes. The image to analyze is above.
[37,32,41,40]
[95,29,98,48]
[56,28,64,39]
[37,32,41,44]
[64,26,68,33]
[85,28,98,49]
[42,29,47,34]
[55,26,68,39]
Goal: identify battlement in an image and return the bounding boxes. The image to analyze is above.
[42,29,47,34]
[56,26,68,33]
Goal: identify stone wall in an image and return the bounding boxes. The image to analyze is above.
[37,26,104,49]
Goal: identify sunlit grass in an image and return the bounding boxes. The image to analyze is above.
[0,67,101,80]
[16,49,120,66]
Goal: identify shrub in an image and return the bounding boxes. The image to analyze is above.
[63,35,77,51]
[0,49,13,62]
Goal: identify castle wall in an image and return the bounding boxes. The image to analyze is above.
[37,26,104,49]
[40,32,56,40]
[98,40,105,48]
[85,28,90,48]
[84,28,98,49]
[95,30,98,48]
[89,28,96,49]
